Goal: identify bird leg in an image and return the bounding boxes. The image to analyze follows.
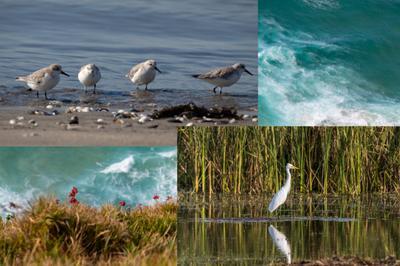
[93,84,96,94]
[220,87,223,95]
[45,91,48,100]
[145,84,148,90]
[36,91,39,98]
[213,86,218,94]
[84,86,87,94]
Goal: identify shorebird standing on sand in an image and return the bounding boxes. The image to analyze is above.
[126,59,162,90]
[192,63,253,94]
[78,64,101,94]
[16,64,69,100]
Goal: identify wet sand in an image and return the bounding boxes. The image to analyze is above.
[0,105,257,146]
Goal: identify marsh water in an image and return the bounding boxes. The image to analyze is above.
[178,194,400,265]
[0,0,257,111]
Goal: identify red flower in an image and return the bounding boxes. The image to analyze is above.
[69,197,79,205]
[69,186,78,197]
[119,201,126,207]
[153,195,160,200]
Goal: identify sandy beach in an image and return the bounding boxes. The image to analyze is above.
[0,88,257,146]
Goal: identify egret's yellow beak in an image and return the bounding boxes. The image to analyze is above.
[292,165,299,169]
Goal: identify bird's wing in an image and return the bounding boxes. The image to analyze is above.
[268,188,287,212]
[198,66,235,79]
[127,64,142,78]
[26,68,47,84]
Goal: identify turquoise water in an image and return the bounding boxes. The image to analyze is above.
[259,0,400,125]
[0,147,176,217]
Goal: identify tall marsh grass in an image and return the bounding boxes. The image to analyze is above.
[178,127,400,194]
[0,197,177,265]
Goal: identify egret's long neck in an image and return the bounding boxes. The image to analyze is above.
[283,167,291,191]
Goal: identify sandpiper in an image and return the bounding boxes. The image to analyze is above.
[192,63,253,94]
[78,64,101,94]
[126,59,161,90]
[16,64,69,99]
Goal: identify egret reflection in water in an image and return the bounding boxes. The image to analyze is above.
[268,225,291,264]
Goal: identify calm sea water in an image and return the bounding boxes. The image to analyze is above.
[0,0,257,110]
[259,0,400,125]
[179,194,400,265]
[0,147,176,218]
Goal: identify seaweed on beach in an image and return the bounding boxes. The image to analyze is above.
[151,102,239,119]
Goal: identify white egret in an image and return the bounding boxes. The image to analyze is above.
[268,225,291,264]
[268,163,298,213]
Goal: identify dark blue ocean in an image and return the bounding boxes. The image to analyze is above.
[259,0,400,125]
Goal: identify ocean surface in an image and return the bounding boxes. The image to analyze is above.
[0,147,176,218]
[259,0,400,125]
[0,0,257,110]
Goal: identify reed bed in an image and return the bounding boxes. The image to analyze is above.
[178,127,400,194]
[0,197,177,266]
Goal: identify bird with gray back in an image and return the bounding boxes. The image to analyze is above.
[78,64,101,94]
[16,64,69,100]
[192,63,253,94]
[126,59,161,90]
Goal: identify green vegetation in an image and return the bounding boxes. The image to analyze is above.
[0,197,176,266]
[178,194,400,264]
[178,127,400,194]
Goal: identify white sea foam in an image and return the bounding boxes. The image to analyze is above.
[100,155,134,174]
[301,0,340,10]
[0,187,35,218]
[259,18,400,126]
[158,149,177,158]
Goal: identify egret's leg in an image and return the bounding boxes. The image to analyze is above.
[145,84,148,90]
[213,86,218,93]
[45,91,48,100]
[36,91,39,98]
[84,86,87,94]
[220,87,223,94]
[93,84,96,94]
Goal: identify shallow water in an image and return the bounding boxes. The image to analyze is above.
[0,0,257,110]
[259,0,400,125]
[0,147,176,218]
[178,194,400,265]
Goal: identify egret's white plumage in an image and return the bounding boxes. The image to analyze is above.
[78,64,101,94]
[192,63,253,94]
[16,64,69,99]
[126,59,161,90]
[268,225,291,264]
[268,163,298,212]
